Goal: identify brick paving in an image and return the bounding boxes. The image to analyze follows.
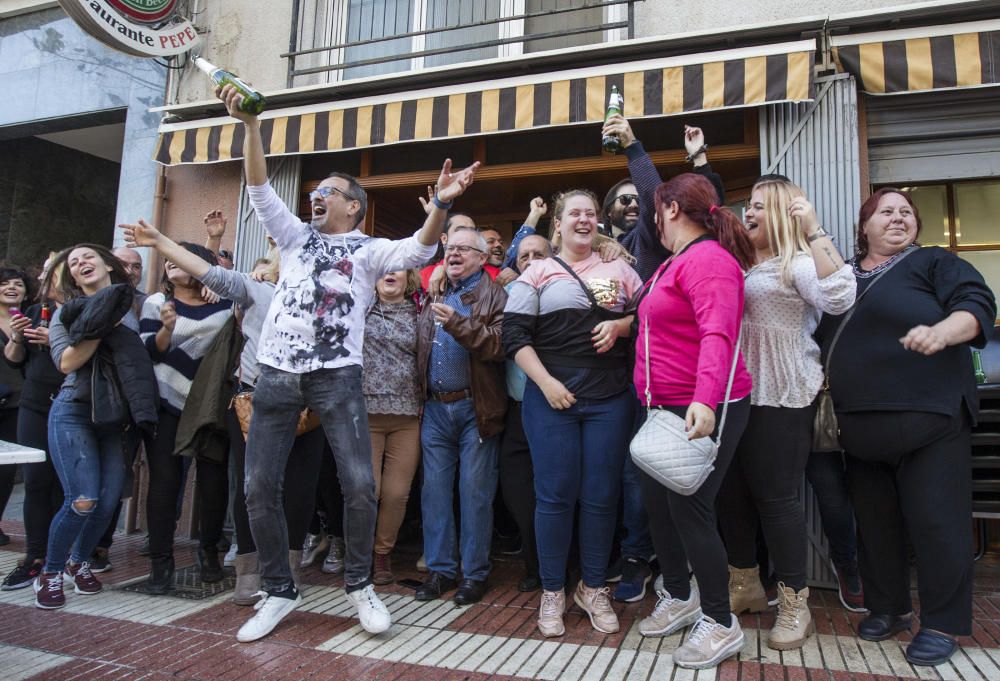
[0,518,999,680]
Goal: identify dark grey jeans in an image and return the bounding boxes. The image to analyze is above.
[245,364,376,593]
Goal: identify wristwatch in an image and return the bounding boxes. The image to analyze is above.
[807,228,827,243]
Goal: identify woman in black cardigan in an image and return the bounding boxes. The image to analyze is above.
[818,187,996,667]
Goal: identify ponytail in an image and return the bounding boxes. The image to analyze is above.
[654,174,754,270]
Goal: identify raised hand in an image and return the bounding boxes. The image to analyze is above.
[216,84,257,124]
[601,114,636,148]
[119,218,162,248]
[160,301,177,333]
[435,159,481,204]
[684,125,706,158]
[788,196,821,236]
[417,185,437,215]
[204,210,228,238]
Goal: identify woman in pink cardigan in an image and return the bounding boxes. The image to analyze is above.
[633,173,754,670]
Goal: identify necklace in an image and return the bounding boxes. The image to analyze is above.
[853,246,915,278]
[375,299,407,338]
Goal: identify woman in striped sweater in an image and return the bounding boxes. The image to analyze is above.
[140,243,232,594]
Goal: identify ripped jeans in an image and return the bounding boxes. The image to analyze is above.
[44,389,127,574]
[245,364,376,593]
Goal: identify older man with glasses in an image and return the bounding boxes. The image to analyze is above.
[414,228,508,606]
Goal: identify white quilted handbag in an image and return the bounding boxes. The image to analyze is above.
[630,310,742,496]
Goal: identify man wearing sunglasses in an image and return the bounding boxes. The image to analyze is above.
[600,185,641,240]
[217,83,480,644]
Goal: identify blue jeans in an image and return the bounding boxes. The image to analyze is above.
[420,397,499,581]
[245,364,375,592]
[44,390,127,574]
[522,382,635,591]
[620,403,654,560]
[805,450,858,567]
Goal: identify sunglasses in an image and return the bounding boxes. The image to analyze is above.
[218,250,234,261]
[616,194,639,207]
[309,185,357,203]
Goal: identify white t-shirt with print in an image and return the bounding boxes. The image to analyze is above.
[248,182,437,374]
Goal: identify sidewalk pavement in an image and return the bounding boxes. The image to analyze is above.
[0,517,999,680]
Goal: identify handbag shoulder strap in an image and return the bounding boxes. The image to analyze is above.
[641,260,742,443]
[553,256,601,310]
[822,246,917,381]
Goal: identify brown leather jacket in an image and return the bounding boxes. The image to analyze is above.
[417,272,508,439]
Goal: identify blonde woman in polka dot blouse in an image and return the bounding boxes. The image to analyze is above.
[716,178,856,651]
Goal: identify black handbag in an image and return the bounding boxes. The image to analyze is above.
[91,347,128,427]
[813,246,917,452]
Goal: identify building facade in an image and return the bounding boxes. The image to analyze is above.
[0,0,167,268]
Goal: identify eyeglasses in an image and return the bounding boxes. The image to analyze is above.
[218,250,234,261]
[616,194,639,207]
[309,185,357,203]
[444,245,484,255]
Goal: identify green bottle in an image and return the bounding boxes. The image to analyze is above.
[195,56,266,116]
[973,349,987,384]
[602,85,624,153]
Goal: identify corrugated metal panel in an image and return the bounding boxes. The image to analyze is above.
[867,88,1000,184]
[759,73,862,589]
[760,73,862,260]
[234,156,303,272]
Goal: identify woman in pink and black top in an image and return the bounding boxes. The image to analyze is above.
[634,173,754,670]
[504,189,643,639]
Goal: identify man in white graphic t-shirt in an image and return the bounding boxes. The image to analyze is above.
[217,83,479,644]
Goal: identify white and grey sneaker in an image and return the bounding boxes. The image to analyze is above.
[639,584,702,637]
[672,614,744,669]
[236,587,302,643]
[346,584,391,634]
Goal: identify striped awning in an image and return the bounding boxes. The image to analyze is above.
[154,40,814,166]
[832,19,1000,95]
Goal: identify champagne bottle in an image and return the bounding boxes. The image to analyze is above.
[194,56,266,116]
[974,349,987,384]
[602,85,624,153]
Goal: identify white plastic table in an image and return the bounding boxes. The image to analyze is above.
[0,440,45,464]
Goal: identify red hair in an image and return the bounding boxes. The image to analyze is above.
[654,174,754,270]
[855,187,922,260]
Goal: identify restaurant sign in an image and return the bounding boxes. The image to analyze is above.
[58,0,201,57]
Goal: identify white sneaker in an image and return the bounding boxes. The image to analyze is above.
[236,589,302,643]
[673,614,744,669]
[639,584,702,637]
[224,543,238,568]
[347,584,391,634]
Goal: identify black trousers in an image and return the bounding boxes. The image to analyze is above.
[639,399,750,623]
[18,406,62,562]
[313,441,344,537]
[839,409,973,636]
[144,408,229,558]
[0,408,18,526]
[499,399,538,578]
[227,407,323,555]
[717,404,814,590]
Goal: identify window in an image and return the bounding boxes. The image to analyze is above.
[899,179,1000,300]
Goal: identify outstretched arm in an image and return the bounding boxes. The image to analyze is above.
[415,159,481,246]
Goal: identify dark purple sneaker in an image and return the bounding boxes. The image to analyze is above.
[64,561,103,595]
[831,561,866,613]
[34,572,66,609]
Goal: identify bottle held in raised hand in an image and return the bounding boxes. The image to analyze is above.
[194,56,266,115]
[602,85,624,153]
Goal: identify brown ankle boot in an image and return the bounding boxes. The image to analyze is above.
[232,552,261,606]
[728,564,768,614]
[372,552,394,585]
